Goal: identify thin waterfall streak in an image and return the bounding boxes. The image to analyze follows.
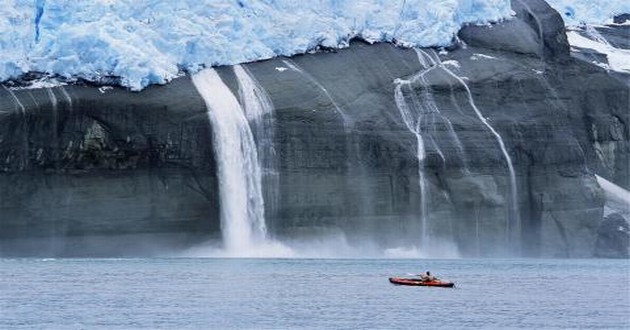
[3,86,29,169]
[514,0,544,56]
[47,88,59,166]
[443,117,469,167]
[46,88,58,111]
[537,76,568,112]
[397,50,453,247]
[397,48,476,250]
[427,116,446,165]
[448,83,469,118]
[394,85,418,134]
[281,59,350,127]
[234,64,274,122]
[584,25,611,46]
[191,68,266,251]
[414,48,436,67]
[234,64,278,234]
[433,51,521,244]
[419,49,439,66]
[418,75,439,113]
[415,49,431,68]
[431,137,446,165]
[60,86,73,110]
[3,86,26,115]
[408,83,427,116]
[416,134,428,247]
[535,76,589,171]
[415,49,468,169]
[394,80,429,243]
[27,91,39,108]
[395,67,432,248]
[420,115,445,165]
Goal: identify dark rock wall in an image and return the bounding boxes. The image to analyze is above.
[0,0,627,257]
[0,79,219,256]
[595,213,629,258]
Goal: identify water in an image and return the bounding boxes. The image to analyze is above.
[413,49,467,167]
[1,258,628,329]
[2,86,29,170]
[46,88,59,167]
[394,81,431,253]
[234,64,279,226]
[59,85,73,109]
[191,69,267,251]
[393,48,469,251]
[423,49,521,249]
[281,59,351,127]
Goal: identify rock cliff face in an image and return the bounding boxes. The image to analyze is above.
[0,0,628,257]
[0,79,220,256]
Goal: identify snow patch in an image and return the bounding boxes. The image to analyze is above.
[11,77,68,90]
[596,175,630,218]
[442,60,461,68]
[596,175,630,205]
[98,86,114,94]
[567,30,630,73]
[470,53,496,60]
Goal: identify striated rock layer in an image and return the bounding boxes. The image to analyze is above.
[0,0,628,257]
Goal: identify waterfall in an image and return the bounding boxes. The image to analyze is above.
[234,65,274,123]
[191,68,266,251]
[46,88,59,167]
[394,78,430,250]
[584,25,612,47]
[393,49,471,251]
[281,59,351,127]
[3,86,26,116]
[421,49,521,247]
[60,86,73,110]
[3,86,29,170]
[233,64,279,231]
[413,49,468,168]
[392,52,437,250]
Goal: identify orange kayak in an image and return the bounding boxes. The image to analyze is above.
[388,277,455,287]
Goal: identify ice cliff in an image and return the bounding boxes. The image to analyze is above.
[3,0,515,90]
[2,1,628,90]
[545,0,630,25]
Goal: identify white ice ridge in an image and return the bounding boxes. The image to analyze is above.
[545,0,630,25]
[566,30,630,73]
[0,0,513,90]
[595,175,630,217]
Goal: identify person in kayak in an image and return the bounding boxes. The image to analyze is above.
[419,271,436,282]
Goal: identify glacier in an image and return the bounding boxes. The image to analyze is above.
[545,0,630,25]
[1,1,628,91]
[1,0,514,90]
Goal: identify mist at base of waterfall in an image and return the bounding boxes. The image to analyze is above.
[178,230,461,259]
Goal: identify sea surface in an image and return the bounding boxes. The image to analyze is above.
[1,258,628,329]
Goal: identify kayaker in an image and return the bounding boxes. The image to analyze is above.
[419,271,436,282]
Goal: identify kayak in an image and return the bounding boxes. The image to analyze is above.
[388,277,455,287]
